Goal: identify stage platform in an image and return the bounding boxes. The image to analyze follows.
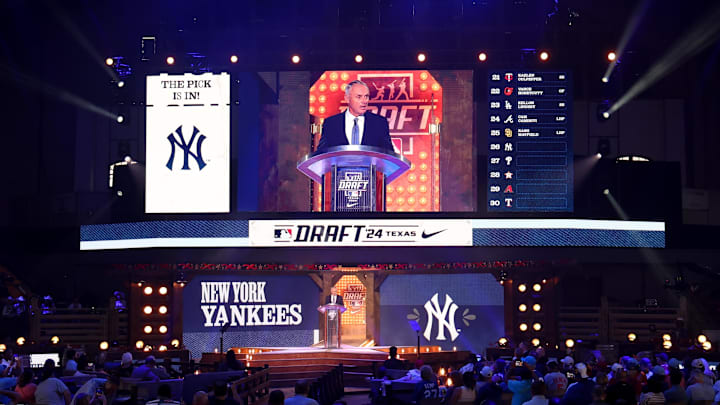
[201,345,471,388]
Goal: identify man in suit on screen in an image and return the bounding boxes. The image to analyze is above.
[316,80,395,152]
[325,286,344,306]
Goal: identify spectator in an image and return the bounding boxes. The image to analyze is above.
[219,350,245,372]
[664,368,688,405]
[589,385,606,405]
[383,346,403,370]
[14,368,37,404]
[117,353,133,377]
[686,368,714,405]
[545,361,568,400]
[209,381,240,405]
[477,366,493,390]
[412,366,439,403]
[146,384,179,405]
[192,391,209,405]
[523,381,549,405]
[508,366,533,405]
[285,379,319,405]
[459,353,478,375]
[449,372,476,405]
[131,356,169,381]
[445,371,462,402]
[476,374,505,405]
[639,375,665,405]
[560,363,594,405]
[268,390,284,405]
[605,369,636,405]
[34,360,71,405]
[62,349,77,377]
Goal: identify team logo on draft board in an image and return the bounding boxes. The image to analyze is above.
[166,125,207,170]
[504,73,514,82]
[504,87,514,96]
[406,293,477,342]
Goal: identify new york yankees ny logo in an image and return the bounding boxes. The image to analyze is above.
[166,125,207,170]
[423,293,459,341]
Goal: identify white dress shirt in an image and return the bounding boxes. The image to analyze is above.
[344,109,365,145]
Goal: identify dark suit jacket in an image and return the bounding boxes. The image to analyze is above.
[325,294,344,307]
[317,112,394,152]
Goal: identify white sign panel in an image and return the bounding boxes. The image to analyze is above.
[145,72,230,213]
[249,219,473,247]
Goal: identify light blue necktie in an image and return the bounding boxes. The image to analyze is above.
[351,117,359,145]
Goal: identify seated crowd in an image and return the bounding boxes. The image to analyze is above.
[376,344,720,405]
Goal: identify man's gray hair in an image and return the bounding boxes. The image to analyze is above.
[345,80,369,97]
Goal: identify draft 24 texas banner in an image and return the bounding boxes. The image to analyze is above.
[146,72,230,213]
[182,275,319,358]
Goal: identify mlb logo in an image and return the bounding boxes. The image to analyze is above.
[274,228,293,240]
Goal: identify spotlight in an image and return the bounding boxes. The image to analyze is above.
[603,189,610,195]
[16,337,25,346]
[565,338,575,348]
[698,334,708,343]
[230,55,238,64]
[518,284,527,293]
[166,56,175,65]
[531,338,540,346]
[627,332,637,342]
[662,340,672,350]
[533,322,542,331]
[143,305,153,314]
[159,305,168,314]
[0,344,6,352]
[519,323,528,332]
[601,77,609,83]
[159,325,168,334]
[143,286,153,295]
[124,155,132,163]
[662,334,671,341]
[116,190,123,197]
[116,115,124,123]
[159,345,168,352]
[596,153,602,159]
[702,341,712,351]
[532,283,542,292]
[446,378,453,387]
[99,341,109,350]
[144,346,152,352]
[135,340,145,349]
[533,304,542,312]
[291,55,301,64]
[607,51,617,62]
[417,53,427,63]
[498,337,508,346]
[50,336,60,345]
[478,52,488,62]
[354,54,364,63]
[171,339,180,348]
[117,81,125,88]
[158,286,168,295]
[518,304,528,312]
[144,325,153,334]
[105,58,114,66]
[539,51,550,62]
[602,111,610,119]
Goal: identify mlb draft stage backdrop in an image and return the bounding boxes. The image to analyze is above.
[379,273,504,353]
[146,72,230,213]
[182,274,320,358]
[310,71,443,212]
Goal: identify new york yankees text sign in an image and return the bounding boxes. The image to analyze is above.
[146,73,230,213]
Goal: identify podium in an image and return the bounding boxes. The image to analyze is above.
[318,304,346,349]
[297,145,411,212]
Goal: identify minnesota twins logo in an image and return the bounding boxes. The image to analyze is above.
[166,125,207,170]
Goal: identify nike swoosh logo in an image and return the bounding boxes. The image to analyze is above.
[421,229,447,239]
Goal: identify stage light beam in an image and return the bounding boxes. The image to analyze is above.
[602,0,651,83]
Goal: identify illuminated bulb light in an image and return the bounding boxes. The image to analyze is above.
[662,341,672,350]
[136,340,145,349]
[144,325,153,334]
[171,339,180,348]
[533,322,542,331]
[16,337,25,346]
[602,111,610,119]
[159,325,168,334]
[116,116,124,123]
[607,51,617,61]
[166,56,175,65]
[420,72,429,80]
[291,55,301,64]
[159,286,168,295]
[0,344,6,352]
[662,334,671,341]
[533,304,542,312]
[532,283,542,292]
[144,286,153,295]
[702,341,712,351]
[105,57,114,66]
[498,337,508,346]
[453,346,457,351]
[518,304,527,312]
[230,55,238,63]
[99,341,109,350]
[698,334,708,343]
[159,305,168,314]
[519,323,528,332]
[446,378,453,386]
[602,77,609,83]
[417,53,427,63]
[539,51,550,61]
[144,306,153,314]
[144,346,152,352]
[159,345,168,352]
[426,347,430,352]
[354,54,363,63]
[117,81,124,88]
[51,336,60,344]
[518,284,527,293]
[531,338,540,346]
[478,52,488,62]
[627,333,637,342]
[439,368,446,376]
[565,339,575,348]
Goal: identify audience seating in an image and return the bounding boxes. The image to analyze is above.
[309,364,344,405]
